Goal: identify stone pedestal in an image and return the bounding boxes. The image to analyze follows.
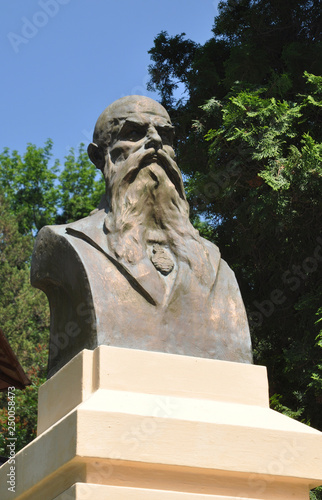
[1,346,322,499]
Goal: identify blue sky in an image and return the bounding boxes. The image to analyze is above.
[1,0,219,165]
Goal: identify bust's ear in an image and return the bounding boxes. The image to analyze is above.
[87,143,105,172]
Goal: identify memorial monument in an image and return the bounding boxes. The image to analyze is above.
[1,95,321,500]
[31,95,252,377]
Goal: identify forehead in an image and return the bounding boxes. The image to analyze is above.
[107,97,171,124]
[121,112,172,128]
[93,97,173,147]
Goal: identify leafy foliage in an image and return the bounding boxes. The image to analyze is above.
[148,0,322,447]
[0,140,59,234]
[148,31,199,108]
[0,196,49,454]
[148,7,321,491]
[57,143,104,224]
[213,0,322,94]
[0,143,105,454]
[189,74,322,432]
[0,345,48,455]
[148,0,322,174]
[0,141,104,234]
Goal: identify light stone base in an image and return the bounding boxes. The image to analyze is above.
[0,346,321,499]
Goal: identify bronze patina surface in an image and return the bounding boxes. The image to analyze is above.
[31,96,253,377]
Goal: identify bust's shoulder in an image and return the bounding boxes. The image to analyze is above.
[35,209,106,243]
[200,236,220,259]
[31,223,72,287]
[35,223,67,240]
[31,210,107,286]
[201,238,222,267]
[200,236,239,282]
[32,223,75,264]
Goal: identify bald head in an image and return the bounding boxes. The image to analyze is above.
[90,96,172,156]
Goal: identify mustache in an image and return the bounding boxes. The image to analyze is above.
[119,149,186,200]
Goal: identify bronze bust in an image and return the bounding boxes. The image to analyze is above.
[31,96,252,377]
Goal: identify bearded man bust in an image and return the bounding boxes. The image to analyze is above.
[31,96,253,378]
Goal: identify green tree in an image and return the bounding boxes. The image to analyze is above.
[148,7,321,490]
[148,0,322,423]
[191,73,322,429]
[0,141,105,233]
[213,0,322,95]
[57,143,104,224]
[0,194,49,454]
[0,140,106,454]
[149,0,322,107]
[0,140,59,234]
[148,0,322,174]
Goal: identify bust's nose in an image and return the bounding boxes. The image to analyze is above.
[145,125,162,150]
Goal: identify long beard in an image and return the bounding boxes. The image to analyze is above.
[104,159,201,267]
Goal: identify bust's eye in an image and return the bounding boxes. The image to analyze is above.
[119,125,145,142]
[127,129,142,141]
[159,129,174,146]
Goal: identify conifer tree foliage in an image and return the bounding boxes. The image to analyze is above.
[191,73,322,429]
[148,0,321,171]
[148,5,322,494]
[148,0,322,433]
[213,0,321,94]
